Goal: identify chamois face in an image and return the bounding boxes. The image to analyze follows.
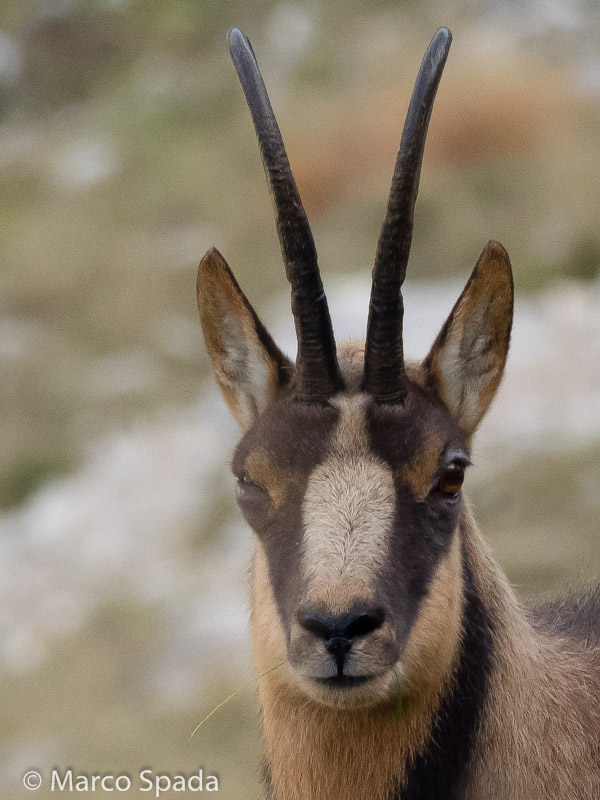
[197,243,513,709]
[196,26,513,710]
[231,368,469,707]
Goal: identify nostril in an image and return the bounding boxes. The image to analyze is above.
[344,610,384,639]
[297,607,385,641]
[297,611,333,640]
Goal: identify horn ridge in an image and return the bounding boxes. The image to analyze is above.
[362,27,452,403]
[228,27,343,402]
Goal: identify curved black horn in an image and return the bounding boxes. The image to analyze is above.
[362,28,452,403]
[228,27,342,402]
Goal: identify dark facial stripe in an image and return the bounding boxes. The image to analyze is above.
[234,399,340,631]
[366,395,465,648]
[262,483,311,631]
[391,531,494,800]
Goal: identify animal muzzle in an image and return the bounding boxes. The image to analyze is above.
[289,602,399,690]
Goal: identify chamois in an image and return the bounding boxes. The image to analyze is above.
[196,27,600,800]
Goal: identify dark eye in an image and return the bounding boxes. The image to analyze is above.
[438,463,465,496]
[235,472,272,532]
[237,472,258,488]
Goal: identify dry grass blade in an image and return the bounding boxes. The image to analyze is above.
[188,660,287,742]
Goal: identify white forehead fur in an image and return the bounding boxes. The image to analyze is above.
[301,395,396,599]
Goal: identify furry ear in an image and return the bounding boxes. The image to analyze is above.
[196,248,293,430]
[423,241,513,437]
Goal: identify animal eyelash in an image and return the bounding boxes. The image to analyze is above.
[237,472,256,487]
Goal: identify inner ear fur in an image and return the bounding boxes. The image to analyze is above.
[423,240,514,437]
[196,248,293,430]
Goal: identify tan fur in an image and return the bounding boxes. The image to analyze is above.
[399,428,445,502]
[399,531,463,696]
[251,541,289,678]
[335,341,365,391]
[243,447,293,509]
[460,507,600,800]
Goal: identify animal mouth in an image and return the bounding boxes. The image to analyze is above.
[314,674,376,688]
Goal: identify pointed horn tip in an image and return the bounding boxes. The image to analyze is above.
[428,27,452,64]
[435,26,452,44]
[228,27,253,59]
[227,27,244,45]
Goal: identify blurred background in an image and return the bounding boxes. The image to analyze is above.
[1,0,600,797]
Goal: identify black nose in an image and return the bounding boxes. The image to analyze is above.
[297,607,385,656]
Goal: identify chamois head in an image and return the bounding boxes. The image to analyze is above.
[197,28,513,710]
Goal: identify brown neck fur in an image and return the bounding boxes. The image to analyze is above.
[463,508,600,800]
